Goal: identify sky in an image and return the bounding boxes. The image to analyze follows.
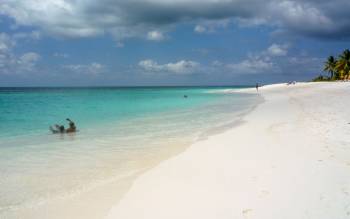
[0,0,350,86]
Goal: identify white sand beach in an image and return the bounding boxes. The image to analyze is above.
[106,82,350,219]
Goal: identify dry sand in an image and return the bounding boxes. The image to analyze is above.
[106,82,350,219]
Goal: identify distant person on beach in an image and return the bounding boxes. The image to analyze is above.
[256,83,259,92]
[65,118,76,133]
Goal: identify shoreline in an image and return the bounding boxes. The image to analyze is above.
[106,82,350,219]
[0,86,261,219]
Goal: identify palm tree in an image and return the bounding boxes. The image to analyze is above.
[335,49,350,79]
[324,55,337,79]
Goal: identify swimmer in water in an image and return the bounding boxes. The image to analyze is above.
[50,124,65,134]
[65,118,76,133]
[50,118,77,134]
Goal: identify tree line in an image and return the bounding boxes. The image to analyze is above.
[313,49,350,81]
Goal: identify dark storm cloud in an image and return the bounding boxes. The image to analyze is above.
[0,0,349,40]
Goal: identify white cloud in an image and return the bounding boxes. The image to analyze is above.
[267,44,289,57]
[0,33,40,74]
[139,59,199,74]
[147,31,165,41]
[219,43,289,74]
[139,60,162,71]
[16,52,40,71]
[269,1,333,33]
[227,58,273,74]
[194,25,206,33]
[288,56,322,65]
[63,62,106,75]
[211,60,223,67]
[194,19,231,34]
[0,33,15,52]
[213,43,322,76]
[19,52,40,63]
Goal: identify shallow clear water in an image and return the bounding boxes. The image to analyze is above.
[0,86,261,213]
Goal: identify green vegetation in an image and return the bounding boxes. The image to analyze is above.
[313,49,350,81]
[312,75,330,82]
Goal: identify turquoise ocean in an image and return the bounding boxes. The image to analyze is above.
[0,86,261,215]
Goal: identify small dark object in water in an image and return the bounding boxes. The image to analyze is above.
[184,95,188,98]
